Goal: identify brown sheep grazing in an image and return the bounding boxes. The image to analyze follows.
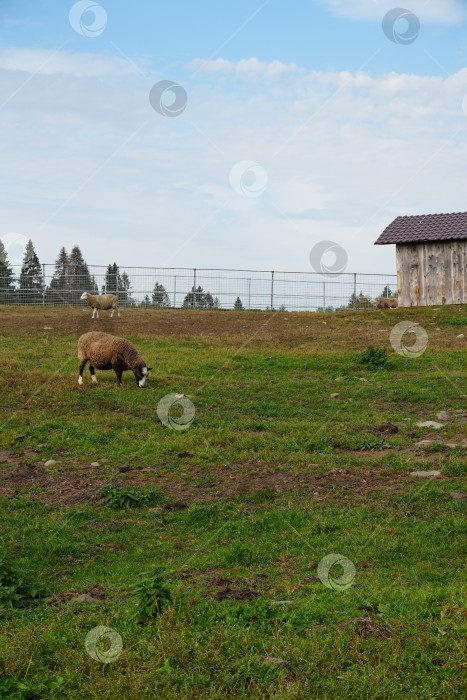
[78,332,151,387]
[80,292,120,318]
[376,298,398,309]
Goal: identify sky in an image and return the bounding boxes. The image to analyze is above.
[1,0,467,274]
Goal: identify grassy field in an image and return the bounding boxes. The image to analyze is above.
[0,305,465,699]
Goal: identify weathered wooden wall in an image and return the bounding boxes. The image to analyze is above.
[396,240,467,307]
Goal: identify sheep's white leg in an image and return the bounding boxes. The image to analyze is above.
[78,376,83,385]
[92,308,96,318]
[117,308,120,317]
[111,309,114,318]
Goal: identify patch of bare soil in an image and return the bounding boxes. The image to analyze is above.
[1,306,464,350]
[214,587,261,601]
[48,586,106,606]
[337,617,393,639]
[0,448,430,509]
[367,423,399,435]
[0,452,103,506]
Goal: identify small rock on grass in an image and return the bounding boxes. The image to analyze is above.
[416,421,443,429]
[410,470,441,478]
[330,393,340,399]
[70,593,101,604]
[90,462,100,467]
[335,377,345,382]
[456,334,465,339]
[436,411,451,422]
[450,492,467,501]
[44,460,57,467]
[118,465,132,473]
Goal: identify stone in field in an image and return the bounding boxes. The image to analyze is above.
[416,421,443,429]
[44,460,57,467]
[436,411,451,422]
[410,470,441,478]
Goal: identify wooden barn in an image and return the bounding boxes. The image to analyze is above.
[375,212,467,307]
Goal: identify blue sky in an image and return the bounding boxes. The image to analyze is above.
[1,0,467,274]
[2,0,466,76]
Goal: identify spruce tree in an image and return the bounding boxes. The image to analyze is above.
[103,263,118,295]
[103,264,132,305]
[119,271,132,306]
[233,297,244,310]
[183,286,215,309]
[152,282,170,308]
[18,240,43,305]
[379,285,395,299]
[47,247,70,305]
[0,239,16,304]
[68,246,95,304]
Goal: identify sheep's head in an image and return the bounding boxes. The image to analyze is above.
[135,366,151,388]
[80,292,90,301]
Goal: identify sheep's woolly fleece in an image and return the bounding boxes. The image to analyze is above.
[78,331,147,372]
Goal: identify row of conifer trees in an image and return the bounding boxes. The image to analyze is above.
[0,240,220,308]
[0,240,135,305]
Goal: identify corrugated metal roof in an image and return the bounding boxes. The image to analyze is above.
[375,212,467,245]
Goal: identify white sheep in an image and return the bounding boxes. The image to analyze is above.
[80,292,120,318]
[78,331,151,387]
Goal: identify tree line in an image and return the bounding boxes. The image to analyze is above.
[0,241,224,308]
[0,240,395,310]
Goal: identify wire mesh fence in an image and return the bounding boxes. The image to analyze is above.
[0,265,397,312]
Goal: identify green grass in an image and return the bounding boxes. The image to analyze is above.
[0,307,465,698]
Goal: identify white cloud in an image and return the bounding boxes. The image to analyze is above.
[318,0,467,23]
[1,49,467,282]
[0,48,142,78]
[190,57,300,80]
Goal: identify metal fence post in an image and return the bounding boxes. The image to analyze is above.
[270,271,274,310]
[248,278,251,310]
[353,273,357,311]
[193,268,197,307]
[42,263,46,305]
[173,276,176,308]
[323,280,326,310]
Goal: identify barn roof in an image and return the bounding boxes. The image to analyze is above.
[375,212,467,245]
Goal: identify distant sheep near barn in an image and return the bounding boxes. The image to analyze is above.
[78,331,151,387]
[376,298,398,309]
[80,292,120,318]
